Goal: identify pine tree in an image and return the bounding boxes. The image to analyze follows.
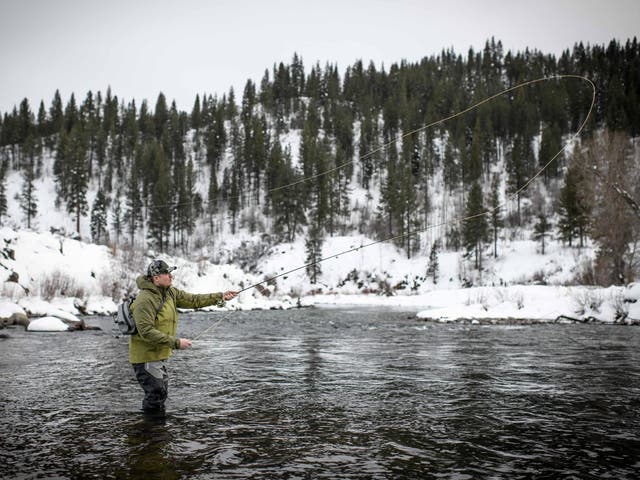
[154,92,169,139]
[305,217,324,284]
[228,167,240,234]
[64,93,79,133]
[313,136,331,226]
[65,124,89,234]
[507,134,533,224]
[489,175,503,257]
[53,126,69,205]
[538,123,563,182]
[533,214,552,254]
[207,165,218,234]
[0,160,7,224]
[442,139,460,189]
[123,145,144,245]
[191,94,202,130]
[138,99,155,143]
[20,158,38,229]
[121,100,138,166]
[267,142,306,242]
[147,145,171,251]
[206,104,226,169]
[326,148,351,236]
[241,79,256,127]
[358,113,376,189]
[226,87,238,120]
[36,101,47,138]
[398,146,420,258]
[90,190,109,243]
[176,158,200,248]
[462,182,488,270]
[111,194,123,245]
[427,240,440,284]
[0,112,5,147]
[299,104,322,209]
[467,115,484,183]
[17,98,34,147]
[83,92,100,179]
[557,163,588,247]
[49,89,64,136]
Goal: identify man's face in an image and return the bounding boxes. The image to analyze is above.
[152,272,173,288]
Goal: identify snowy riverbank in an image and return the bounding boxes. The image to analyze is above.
[3,283,639,331]
[1,227,639,329]
[303,284,640,324]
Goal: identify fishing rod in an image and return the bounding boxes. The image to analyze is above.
[192,75,597,340]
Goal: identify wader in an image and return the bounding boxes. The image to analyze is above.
[132,360,169,413]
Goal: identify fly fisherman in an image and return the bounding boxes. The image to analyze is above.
[130,259,238,415]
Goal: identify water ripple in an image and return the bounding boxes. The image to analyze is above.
[1,310,639,479]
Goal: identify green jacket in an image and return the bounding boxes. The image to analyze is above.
[128,275,225,364]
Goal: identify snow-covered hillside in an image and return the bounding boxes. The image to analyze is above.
[2,119,639,326]
[1,224,639,325]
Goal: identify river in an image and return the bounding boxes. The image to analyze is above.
[1,307,639,479]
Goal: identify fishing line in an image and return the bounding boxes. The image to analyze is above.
[194,74,596,340]
[147,75,592,211]
[192,309,234,340]
[240,75,596,292]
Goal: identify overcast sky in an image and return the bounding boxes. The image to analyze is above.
[1,0,638,113]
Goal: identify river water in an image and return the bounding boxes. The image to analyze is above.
[1,307,639,479]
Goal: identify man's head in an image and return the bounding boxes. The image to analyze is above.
[146,259,176,287]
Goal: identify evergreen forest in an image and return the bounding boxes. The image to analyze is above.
[1,37,639,286]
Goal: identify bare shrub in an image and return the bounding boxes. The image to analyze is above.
[98,271,126,301]
[466,290,488,310]
[97,243,147,301]
[229,235,273,272]
[38,270,86,301]
[0,281,27,301]
[572,289,603,315]
[493,288,523,309]
[568,258,596,286]
[514,292,524,309]
[610,290,628,321]
[531,270,547,285]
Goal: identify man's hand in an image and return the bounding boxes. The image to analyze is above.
[223,291,239,301]
[177,338,192,349]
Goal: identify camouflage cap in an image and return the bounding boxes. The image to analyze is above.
[147,259,177,277]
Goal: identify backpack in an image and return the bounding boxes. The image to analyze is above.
[113,294,166,338]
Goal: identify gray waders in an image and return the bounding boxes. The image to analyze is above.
[132,360,169,413]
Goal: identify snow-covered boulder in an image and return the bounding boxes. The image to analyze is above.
[0,301,29,327]
[27,317,70,332]
[0,300,25,318]
[18,297,81,322]
[623,282,640,302]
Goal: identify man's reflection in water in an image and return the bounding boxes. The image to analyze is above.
[123,413,179,480]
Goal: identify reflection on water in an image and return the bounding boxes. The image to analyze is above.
[1,308,639,479]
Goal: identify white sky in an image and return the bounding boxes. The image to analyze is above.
[1,0,638,114]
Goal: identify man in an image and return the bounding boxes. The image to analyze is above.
[130,259,238,414]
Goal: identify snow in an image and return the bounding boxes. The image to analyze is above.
[1,223,638,325]
[27,316,70,332]
[0,300,26,318]
[1,130,638,327]
[17,297,81,322]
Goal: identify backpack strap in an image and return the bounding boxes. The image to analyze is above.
[154,295,167,318]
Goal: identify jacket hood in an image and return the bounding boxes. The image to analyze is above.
[136,275,161,293]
